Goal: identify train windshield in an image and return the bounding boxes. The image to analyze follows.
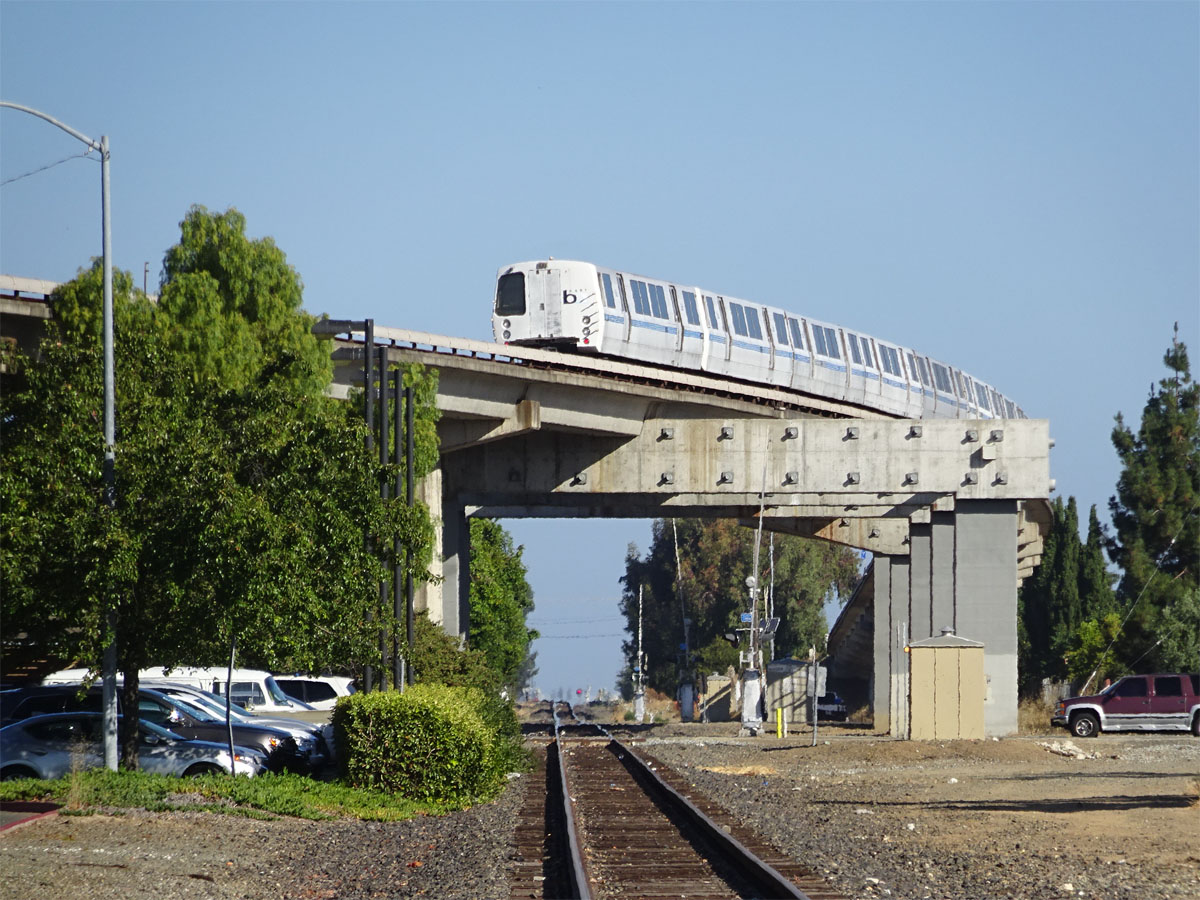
[496,273,526,315]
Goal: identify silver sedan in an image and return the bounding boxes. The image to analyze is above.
[0,712,266,780]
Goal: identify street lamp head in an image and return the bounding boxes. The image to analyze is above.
[745,575,756,590]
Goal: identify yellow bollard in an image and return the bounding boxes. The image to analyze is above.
[776,707,783,738]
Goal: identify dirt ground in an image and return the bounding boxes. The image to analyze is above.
[641,722,1200,898]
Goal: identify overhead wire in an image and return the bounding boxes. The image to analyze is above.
[1,147,96,187]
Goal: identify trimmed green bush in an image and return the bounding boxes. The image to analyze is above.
[333,684,510,804]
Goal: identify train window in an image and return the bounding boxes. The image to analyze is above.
[772,313,789,345]
[846,332,863,366]
[860,336,878,368]
[682,291,701,326]
[813,325,840,359]
[629,280,652,316]
[496,273,526,316]
[601,273,617,310]
[1004,398,1016,418]
[955,370,971,398]
[787,318,805,351]
[812,325,827,356]
[704,295,719,329]
[907,353,931,386]
[878,345,901,377]
[650,284,669,319]
[991,388,1004,416]
[729,302,749,337]
[973,380,991,411]
[932,363,952,394]
[745,308,763,341]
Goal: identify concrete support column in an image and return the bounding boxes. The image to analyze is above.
[413,465,442,621]
[954,500,1019,736]
[909,523,933,642]
[930,512,956,635]
[889,556,910,739]
[872,557,892,735]
[440,498,471,640]
[872,555,913,735]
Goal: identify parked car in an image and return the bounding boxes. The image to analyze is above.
[147,682,332,768]
[273,675,356,711]
[817,691,849,722]
[42,667,314,714]
[0,712,266,780]
[1,684,310,772]
[1052,673,1200,737]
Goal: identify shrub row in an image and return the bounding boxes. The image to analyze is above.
[332,683,524,805]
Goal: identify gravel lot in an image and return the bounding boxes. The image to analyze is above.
[1,723,1197,900]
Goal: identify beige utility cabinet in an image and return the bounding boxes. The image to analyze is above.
[908,630,985,740]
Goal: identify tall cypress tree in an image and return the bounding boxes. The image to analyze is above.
[1078,506,1117,621]
[1106,326,1200,671]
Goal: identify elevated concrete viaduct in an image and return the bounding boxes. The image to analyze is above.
[332,327,1053,737]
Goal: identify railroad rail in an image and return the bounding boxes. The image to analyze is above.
[510,702,844,900]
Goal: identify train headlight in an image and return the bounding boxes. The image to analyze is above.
[502,318,511,328]
[582,315,591,325]
[502,330,511,340]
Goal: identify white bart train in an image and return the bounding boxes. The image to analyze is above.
[492,259,1023,420]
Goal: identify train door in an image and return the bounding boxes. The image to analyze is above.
[700,294,723,373]
[668,286,685,361]
[711,296,732,365]
[770,311,793,386]
[525,264,563,339]
[680,289,707,371]
[616,275,633,343]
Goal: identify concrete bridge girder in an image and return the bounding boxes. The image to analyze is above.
[445,417,1050,502]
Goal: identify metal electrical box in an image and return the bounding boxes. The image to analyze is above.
[765,659,824,726]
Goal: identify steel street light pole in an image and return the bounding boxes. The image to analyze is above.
[0,101,117,770]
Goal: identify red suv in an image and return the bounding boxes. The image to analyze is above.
[1052,673,1200,737]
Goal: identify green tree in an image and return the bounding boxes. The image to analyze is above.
[158,205,332,395]
[467,518,538,693]
[618,519,858,697]
[1106,326,1200,671]
[1064,612,1124,685]
[1019,497,1120,692]
[1,215,438,765]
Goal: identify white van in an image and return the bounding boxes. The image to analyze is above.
[41,667,312,714]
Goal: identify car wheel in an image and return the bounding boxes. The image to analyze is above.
[1,765,40,781]
[1070,712,1100,738]
[183,762,224,777]
[1192,713,1200,737]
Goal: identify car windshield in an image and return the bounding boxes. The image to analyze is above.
[166,689,253,721]
[264,676,300,707]
[170,697,222,722]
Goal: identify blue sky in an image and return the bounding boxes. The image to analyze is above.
[2,2,1196,697]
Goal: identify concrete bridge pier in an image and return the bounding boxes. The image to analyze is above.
[872,500,1020,737]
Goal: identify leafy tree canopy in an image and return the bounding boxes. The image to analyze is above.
[158,205,332,395]
[1,211,438,765]
[467,518,537,693]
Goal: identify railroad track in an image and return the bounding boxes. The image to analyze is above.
[510,703,844,900]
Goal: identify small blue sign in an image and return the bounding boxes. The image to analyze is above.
[740,612,753,623]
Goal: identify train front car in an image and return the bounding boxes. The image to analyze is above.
[493,260,608,352]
